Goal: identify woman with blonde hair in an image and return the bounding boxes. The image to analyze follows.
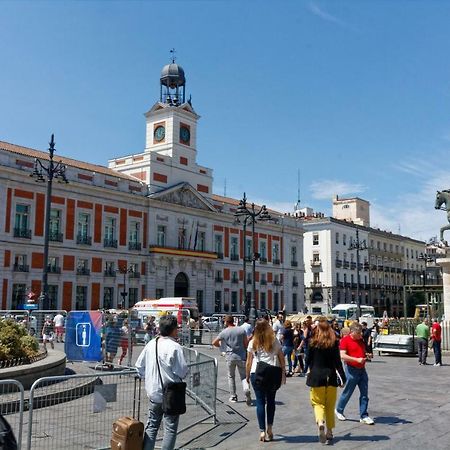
[306,317,346,445]
[246,319,286,442]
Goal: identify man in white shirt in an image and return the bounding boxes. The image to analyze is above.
[272,312,285,342]
[240,316,253,338]
[136,315,188,450]
[53,313,65,343]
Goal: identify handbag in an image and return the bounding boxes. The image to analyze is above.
[155,337,187,415]
[253,352,282,392]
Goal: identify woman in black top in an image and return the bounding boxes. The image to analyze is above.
[306,317,346,445]
[280,320,295,376]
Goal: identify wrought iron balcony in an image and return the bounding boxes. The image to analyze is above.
[13,227,31,239]
[244,256,252,262]
[104,238,118,248]
[311,259,321,267]
[77,267,91,276]
[230,254,239,261]
[343,261,350,268]
[260,257,267,264]
[335,259,342,268]
[310,281,322,288]
[273,259,280,265]
[273,280,281,286]
[128,242,142,251]
[104,269,116,277]
[260,279,267,285]
[231,277,239,284]
[292,281,299,287]
[351,262,357,270]
[129,271,141,279]
[76,234,92,245]
[47,265,61,274]
[246,278,252,285]
[337,281,344,288]
[49,231,63,242]
[291,260,298,267]
[216,252,224,260]
[215,276,223,283]
[13,264,29,272]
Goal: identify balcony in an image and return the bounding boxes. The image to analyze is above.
[230,254,239,261]
[363,264,370,271]
[246,279,252,285]
[104,238,118,248]
[371,264,377,271]
[13,264,29,272]
[292,281,299,287]
[104,269,116,277]
[260,257,267,264]
[351,283,357,289]
[310,281,322,288]
[343,261,350,269]
[260,279,267,285]
[215,276,223,283]
[273,280,281,286]
[351,262,356,270]
[13,227,31,239]
[310,259,321,267]
[77,267,91,276]
[76,234,92,246]
[291,260,298,267]
[129,271,141,279]
[377,265,384,271]
[216,252,224,260]
[149,245,217,260]
[49,231,63,242]
[337,281,344,288]
[244,256,252,262]
[128,242,142,251]
[273,259,280,265]
[335,259,342,268]
[47,265,61,274]
[231,278,239,284]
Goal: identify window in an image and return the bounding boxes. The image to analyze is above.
[196,290,204,312]
[214,235,223,255]
[214,291,222,313]
[335,232,339,244]
[377,241,381,250]
[223,291,230,312]
[231,237,239,259]
[313,252,320,262]
[48,285,58,309]
[12,283,26,309]
[370,240,374,249]
[260,241,267,260]
[76,286,88,310]
[291,247,297,265]
[197,231,206,251]
[232,271,239,283]
[336,273,340,283]
[77,258,89,275]
[15,204,29,230]
[273,292,279,312]
[157,225,166,247]
[246,273,252,285]
[383,242,387,251]
[155,288,164,299]
[272,243,280,262]
[178,226,186,249]
[260,273,267,285]
[231,291,238,312]
[313,273,320,284]
[215,270,223,282]
[104,287,114,309]
[48,256,60,273]
[246,239,252,259]
[129,221,140,247]
[260,292,266,310]
[128,288,138,306]
[104,217,117,247]
[105,261,115,276]
[13,254,28,272]
[49,209,62,241]
[343,234,346,245]
[313,233,319,245]
[292,293,298,312]
[78,213,90,237]
[389,244,393,252]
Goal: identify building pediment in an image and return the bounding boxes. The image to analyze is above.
[145,102,199,118]
[150,182,215,212]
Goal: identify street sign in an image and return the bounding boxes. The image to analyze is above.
[65,311,103,362]
[21,303,38,310]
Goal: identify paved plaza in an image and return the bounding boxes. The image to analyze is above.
[181,344,450,450]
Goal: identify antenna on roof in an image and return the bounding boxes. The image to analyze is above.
[294,169,301,211]
[170,48,176,63]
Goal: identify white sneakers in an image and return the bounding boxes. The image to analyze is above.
[335,410,346,421]
[434,363,442,366]
[229,395,237,403]
[360,416,375,425]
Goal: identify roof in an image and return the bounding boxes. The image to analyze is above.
[211,193,282,216]
[0,140,140,183]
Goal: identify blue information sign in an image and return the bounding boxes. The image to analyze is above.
[65,311,103,362]
[21,303,38,310]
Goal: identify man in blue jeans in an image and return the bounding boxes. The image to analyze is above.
[335,322,374,425]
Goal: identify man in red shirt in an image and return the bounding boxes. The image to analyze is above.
[431,318,442,366]
[335,322,374,425]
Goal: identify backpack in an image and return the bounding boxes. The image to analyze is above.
[0,413,18,450]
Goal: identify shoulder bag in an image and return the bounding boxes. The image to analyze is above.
[155,337,187,415]
[253,347,282,392]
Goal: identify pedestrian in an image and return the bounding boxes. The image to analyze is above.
[212,315,252,405]
[119,319,131,365]
[302,316,313,374]
[144,316,156,344]
[245,319,286,442]
[53,312,65,343]
[42,316,55,351]
[431,318,442,367]
[335,321,375,425]
[306,316,346,445]
[104,317,121,367]
[240,316,254,339]
[272,312,285,341]
[293,323,305,375]
[280,320,295,376]
[135,315,188,450]
[361,322,373,361]
[415,318,430,365]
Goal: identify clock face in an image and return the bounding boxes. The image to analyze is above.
[180,126,190,144]
[154,125,165,142]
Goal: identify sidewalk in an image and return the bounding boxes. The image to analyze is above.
[189,345,450,450]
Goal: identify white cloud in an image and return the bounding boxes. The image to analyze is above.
[309,179,366,200]
[307,2,346,27]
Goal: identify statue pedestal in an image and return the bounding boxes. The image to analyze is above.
[436,248,450,320]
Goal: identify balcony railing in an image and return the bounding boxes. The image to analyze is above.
[273,280,281,286]
[335,259,342,268]
[49,231,63,242]
[311,260,321,267]
[363,264,370,271]
[47,265,61,274]
[128,242,142,251]
[129,271,141,278]
[244,256,252,262]
[337,281,344,288]
[273,259,280,265]
[13,228,31,239]
[292,281,299,287]
[291,260,298,267]
[260,279,267,285]
[343,261,350,269]
[230,254,239,261]
[231,278,239,284]
[377,265,384,271]
[104,269,116,277]
[13,264,29,272]
[76,234,92,245]
[104,238,118,248]
[77,267,91,276]
[310,281,322,288]
[216,252,224,260]
[215,276,223,283]
[260,257,267,264]
[351,262,357,270]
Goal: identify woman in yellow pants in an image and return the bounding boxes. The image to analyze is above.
[305,317,346,445]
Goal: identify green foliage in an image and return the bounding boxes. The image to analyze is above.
[0,319,39,360]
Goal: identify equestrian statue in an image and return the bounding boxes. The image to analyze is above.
[435,190,450,245]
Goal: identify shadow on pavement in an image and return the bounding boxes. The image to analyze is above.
[335,433,390,443]
[275,434,319,444]
[373,415,412,425]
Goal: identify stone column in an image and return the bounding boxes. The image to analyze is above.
[437,249,450,321]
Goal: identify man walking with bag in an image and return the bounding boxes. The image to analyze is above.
[136,315,188,450]
[212,315,252,405]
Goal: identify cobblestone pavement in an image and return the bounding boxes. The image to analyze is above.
[197,345,450,450]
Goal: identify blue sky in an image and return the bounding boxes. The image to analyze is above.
[1,1,450,242]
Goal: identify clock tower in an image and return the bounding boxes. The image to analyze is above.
[109,58,213,196]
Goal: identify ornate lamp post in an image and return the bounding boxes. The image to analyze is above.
[118,264,135,367]
[30,135,68,309]
[348,228,367,320]
[234,193,271,326]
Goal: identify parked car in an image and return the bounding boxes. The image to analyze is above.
[201,316,221,332]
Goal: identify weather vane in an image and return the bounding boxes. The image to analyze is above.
[170,48,176,63]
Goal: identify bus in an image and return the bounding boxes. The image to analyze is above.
[331,304,375,327]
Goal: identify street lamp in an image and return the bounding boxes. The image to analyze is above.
[234,193,271,326]
[348,228,367,320]
[30,135,68,310]
[118,264,135,367]
[417,252,435,319]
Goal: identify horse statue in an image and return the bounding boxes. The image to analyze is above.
[435,190,450,244]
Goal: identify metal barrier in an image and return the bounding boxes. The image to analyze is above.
[26,369,140,450]
[0,379,25,449]
[442,321,450,351]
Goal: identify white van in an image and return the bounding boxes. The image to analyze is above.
[331,304,375,327]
